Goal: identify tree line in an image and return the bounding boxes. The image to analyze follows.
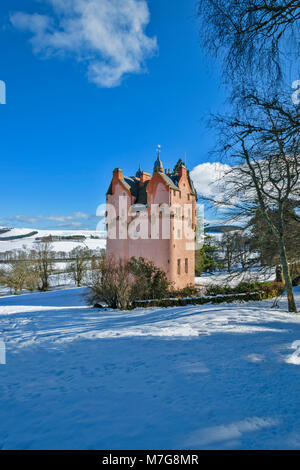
[0,243,104,295]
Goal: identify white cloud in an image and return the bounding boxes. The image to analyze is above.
[39,212,95,222]
[11,0,157,87]
[6,215,38,224]
[57,221,84,228]
[190,162,231,199]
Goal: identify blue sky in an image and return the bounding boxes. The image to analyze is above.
[0,0,226,230]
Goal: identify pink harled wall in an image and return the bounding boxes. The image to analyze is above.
[106,167,196,289]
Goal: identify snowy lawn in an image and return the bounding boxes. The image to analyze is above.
[1,288,300,449]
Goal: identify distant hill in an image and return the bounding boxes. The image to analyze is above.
[0,228,11,235]
[205,225,243,234]
[0,231,38,241]
[0,228,106,253]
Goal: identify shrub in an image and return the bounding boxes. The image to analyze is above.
[127,257,170,300]
[132,281,285,310]
[87,257,134,310]
[205,281,284,298]
[169,285,200,298]
[87,257,171,310]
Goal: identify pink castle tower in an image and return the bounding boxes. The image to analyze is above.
[106,150,197,289]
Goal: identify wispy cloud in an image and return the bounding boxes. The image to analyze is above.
[57,221,84,228]
[11,0,157,87]
[1,212,97,228]
[5,215,38,224]
[39,212,96,222]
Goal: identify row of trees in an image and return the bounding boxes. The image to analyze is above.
[196,205,300,278]
[0,244,103,295]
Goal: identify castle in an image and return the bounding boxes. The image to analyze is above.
[106,150,197,289]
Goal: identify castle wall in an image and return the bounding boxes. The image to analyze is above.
[106,165,196,290]
[168,173,196,289]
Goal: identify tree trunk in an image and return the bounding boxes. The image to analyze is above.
[278,240,297,313]
[275,265,283,283]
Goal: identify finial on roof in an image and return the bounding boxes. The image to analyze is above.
[154,145,163,172]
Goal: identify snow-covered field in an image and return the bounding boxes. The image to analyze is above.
[1,287,300,449]
[196,269,275,287]
[0,228,106,253]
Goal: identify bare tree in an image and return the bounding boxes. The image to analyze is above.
[6,254,38,295]
[68,247,91,287]
[197,0,300,86]
[6,259,27,295]
[0,268,6,286]
[219,232,236,273]
[211,93,300,312]
[32,242,55,292]
[218,231,252,273]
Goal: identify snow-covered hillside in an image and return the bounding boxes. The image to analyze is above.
[1,287,300,449]
[0,227,106,253]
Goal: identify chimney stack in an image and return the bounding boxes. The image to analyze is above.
[178,164,187,179]
[140,171,151,185]
[113,168,123,181]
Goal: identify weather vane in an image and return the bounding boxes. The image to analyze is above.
[157,144,161,156]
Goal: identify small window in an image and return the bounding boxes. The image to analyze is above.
[177,259,181,275]
[185,258,188,274]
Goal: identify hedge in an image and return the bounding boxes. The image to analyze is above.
[132,282,284,310]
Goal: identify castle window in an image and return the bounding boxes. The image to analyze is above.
[177,259,181,275]
[185,258,188,273]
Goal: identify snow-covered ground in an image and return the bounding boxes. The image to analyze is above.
[1,287,300,449]
[196,269,275,287]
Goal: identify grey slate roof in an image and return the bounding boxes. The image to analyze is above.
[159,173,180,191]
[106,169,197,201]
